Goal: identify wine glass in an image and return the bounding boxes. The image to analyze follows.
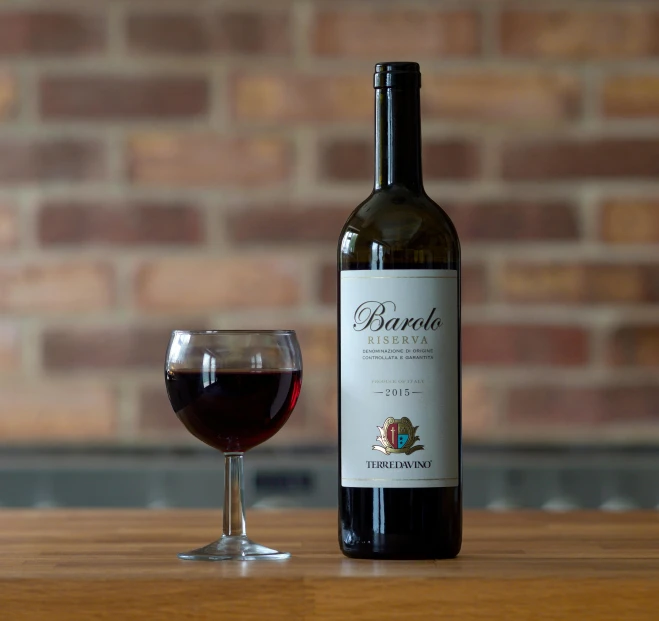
[164,330,302,561]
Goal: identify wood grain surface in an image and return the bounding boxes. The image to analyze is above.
[0,510,657,620]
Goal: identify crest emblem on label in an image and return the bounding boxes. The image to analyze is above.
[373,417,425,455]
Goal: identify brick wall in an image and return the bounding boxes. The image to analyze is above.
[1,0,658,447]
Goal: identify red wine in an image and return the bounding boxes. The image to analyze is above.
[337,63,462,559]
[165,369,301,452]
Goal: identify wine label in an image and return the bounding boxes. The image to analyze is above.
[340,269,459,488]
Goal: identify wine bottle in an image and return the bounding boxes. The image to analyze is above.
[337,62,462,559]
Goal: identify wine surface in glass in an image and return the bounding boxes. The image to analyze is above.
[165,369,301,452]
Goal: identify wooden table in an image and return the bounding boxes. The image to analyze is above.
[0,510,657,620]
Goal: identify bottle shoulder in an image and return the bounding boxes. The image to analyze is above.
[341,189,458,238]
[338,188,460,269]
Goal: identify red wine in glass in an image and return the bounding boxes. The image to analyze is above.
[166,369,302,453]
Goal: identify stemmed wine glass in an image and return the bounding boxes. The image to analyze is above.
[165,330,302,561]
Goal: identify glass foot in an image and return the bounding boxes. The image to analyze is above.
[178,535,290,561]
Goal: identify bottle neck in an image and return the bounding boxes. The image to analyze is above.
[374,86,423,193]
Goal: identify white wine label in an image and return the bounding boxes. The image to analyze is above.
[340,269,459,488]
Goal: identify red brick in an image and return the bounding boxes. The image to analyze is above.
[128,11,291,55]
[227,205,351,244]
[139,385,189,437]
[0,12,105,56]
[312,10,480,58]
[320,139,480,182]
[506,385,659,424]
[501,138,659,181]
[0,138,105,183]
[462,264,487,305]
[319,264,336,305]
[603,75,659,118]
[600,200,659,244]
[0,262,114,312]
[498,263,659,305]
[128,14,204,55]
[445,200,579,242]
[425,141,481,180]
[39,201,203,246]
[43,324,207,371]
[315,376,337,436]
[40,76,208,120]
[0,383,116,441]
[136,257,300,312]
[0,322,20,371]
[319,140,370,182]
[0,72,17,119]
[462,376,497,438]
[423,72,580,122]
[296,324,336,371]
[128,133,291,187]
[463,324,589,366]
[232,74,370,123]
[0,205,18,249]
[500,10,659,59]
[607,326,659,367]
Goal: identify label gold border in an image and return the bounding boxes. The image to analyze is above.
[342,477,459,482]
[341,275,457,279]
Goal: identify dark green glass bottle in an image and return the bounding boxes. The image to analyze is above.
[337,62,462,559]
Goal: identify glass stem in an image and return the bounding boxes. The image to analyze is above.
[223,453,247,538]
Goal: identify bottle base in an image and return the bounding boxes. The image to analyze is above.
[339,537,462,560]
[340,548,460,561]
